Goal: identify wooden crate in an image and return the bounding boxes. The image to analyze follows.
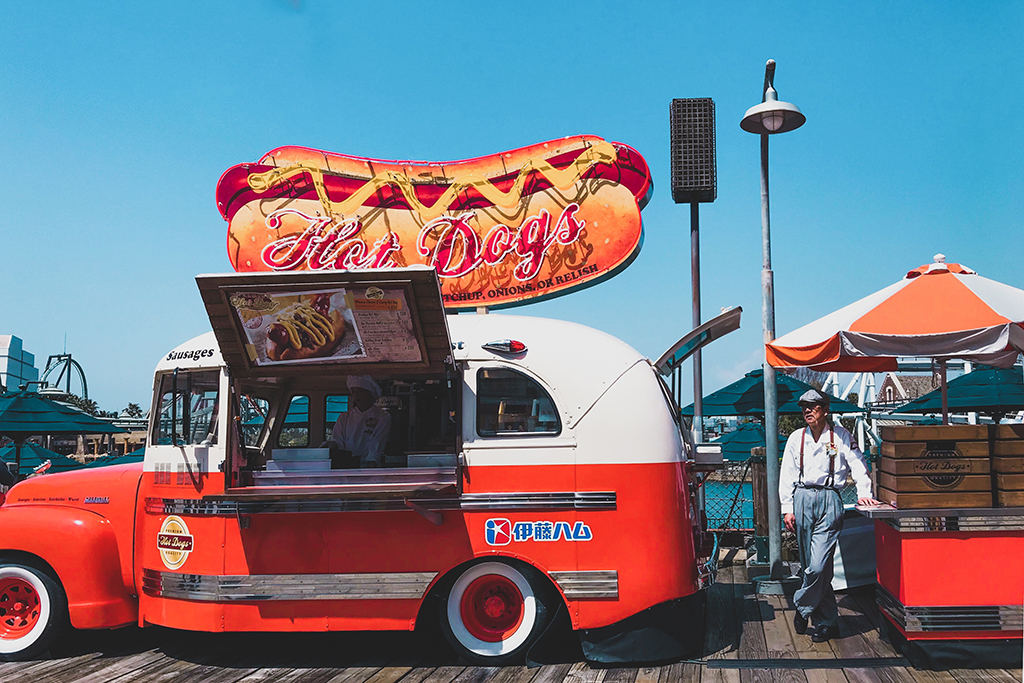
[880,441,989,458]
[878,471,991,494]
[995,424,1024,440]
[993,439,1024,455]
[993,456,1024,473]
[878,486,993,509]
[996,473,1024,490]
[996,490,1024,506]
[880,425,989,442]
[878,456,990,476]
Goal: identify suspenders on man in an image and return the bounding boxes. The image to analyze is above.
[799,425,836,489]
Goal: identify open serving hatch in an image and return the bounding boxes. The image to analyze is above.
[196,267,459,504]
[197,266,452,379]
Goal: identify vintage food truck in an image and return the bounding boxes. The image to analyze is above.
[0,137,733,664]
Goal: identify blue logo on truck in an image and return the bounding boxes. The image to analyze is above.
[485,519,593,545]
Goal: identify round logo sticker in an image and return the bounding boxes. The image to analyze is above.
[157,515,195,570]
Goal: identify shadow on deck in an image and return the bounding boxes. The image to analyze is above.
[2,561,1019,683]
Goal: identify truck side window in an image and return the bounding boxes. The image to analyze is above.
[477,368,560,437]
[241,395,269,447]
[278,395,310,447]
[154,370,220,445]
[324,395,349,442]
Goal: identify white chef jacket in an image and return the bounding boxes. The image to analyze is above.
[779,422,872,514]
[331,404,392,468]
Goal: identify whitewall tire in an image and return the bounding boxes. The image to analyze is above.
[0,563,66,661]
[440,561,552,665]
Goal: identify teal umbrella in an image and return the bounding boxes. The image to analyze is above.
[0,389,125,475]
[893,366,1024,420]
[0,443,86,474]
[87,448,145,467]
[711,423,785,461]
[682,368,863,417]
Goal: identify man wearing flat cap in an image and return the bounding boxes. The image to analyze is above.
[322,375,392,468]
[779,389,880,643]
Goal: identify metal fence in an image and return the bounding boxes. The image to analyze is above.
[704,462,754,530]
[704,461,860,531]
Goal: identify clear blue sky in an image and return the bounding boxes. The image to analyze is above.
[2,1,1022,412]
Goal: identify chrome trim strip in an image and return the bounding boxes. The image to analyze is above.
[549,570,618,600]
[143,568,437,602]
[877,586,1023,632]
[883,515,1024,533]
[147,491,616,516]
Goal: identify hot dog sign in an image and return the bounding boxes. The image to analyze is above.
[216,136,652,310]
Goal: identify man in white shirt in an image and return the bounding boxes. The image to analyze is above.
[779,389,880,643]
[322,375,392,468]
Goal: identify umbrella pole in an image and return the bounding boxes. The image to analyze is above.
[940,359,949,424]
[14,441,21,478]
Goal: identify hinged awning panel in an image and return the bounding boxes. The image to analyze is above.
[196,266,452,378]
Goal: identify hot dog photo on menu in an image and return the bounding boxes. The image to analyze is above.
[228,289,365,365]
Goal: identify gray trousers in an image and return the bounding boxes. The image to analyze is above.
[793,486,845,628]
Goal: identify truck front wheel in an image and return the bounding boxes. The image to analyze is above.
[0,563,67,661]
[440,560,552,666]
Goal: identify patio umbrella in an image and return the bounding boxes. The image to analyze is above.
[767,255,1024,421]
[711,423,785,461]
[681,368,863,417]
[893,365,1024,421]
[0,443,86,474]
[0,389,125,476]
[87,448,145,467]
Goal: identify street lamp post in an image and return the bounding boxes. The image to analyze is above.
[741,59,805,585]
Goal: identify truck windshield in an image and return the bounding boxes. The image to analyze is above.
[154,370,220,445]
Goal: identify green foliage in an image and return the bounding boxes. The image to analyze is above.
[66,394,99,416]
[125,402,144,418]
[778,414,804,438]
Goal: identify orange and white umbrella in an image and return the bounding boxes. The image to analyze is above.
[767,255,1024,372]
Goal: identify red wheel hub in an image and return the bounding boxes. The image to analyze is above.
[0,577,41,639]
[459,574,525,642]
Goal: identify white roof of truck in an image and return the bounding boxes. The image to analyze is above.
[447,313,648,427]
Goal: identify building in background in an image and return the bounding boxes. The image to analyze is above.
[0,335,39,393]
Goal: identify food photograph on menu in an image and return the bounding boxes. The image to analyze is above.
[228,288,365,366]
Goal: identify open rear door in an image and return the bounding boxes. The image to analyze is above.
[197,266,451,379]
[654,306,742,376]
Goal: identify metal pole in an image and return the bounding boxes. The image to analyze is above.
[760,131,783,580]
[940,359,949,424]
[691,203,703,444]
[691,202,706,518]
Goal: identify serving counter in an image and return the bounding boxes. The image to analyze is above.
[858,504,1023,668]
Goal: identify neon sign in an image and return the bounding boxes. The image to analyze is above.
[216,136,652,310]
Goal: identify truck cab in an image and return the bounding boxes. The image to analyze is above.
[0,267,720,665]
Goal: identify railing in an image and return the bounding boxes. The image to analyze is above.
[704,460,861,531]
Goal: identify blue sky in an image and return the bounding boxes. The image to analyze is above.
[2,2,1022,412]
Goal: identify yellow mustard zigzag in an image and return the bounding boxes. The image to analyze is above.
[247,141,618,221]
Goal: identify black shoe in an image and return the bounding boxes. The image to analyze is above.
[793,612,808,635]
[811,624,839,643]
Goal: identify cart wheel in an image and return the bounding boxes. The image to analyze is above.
[440,561,552,665]
[0,563,67,661]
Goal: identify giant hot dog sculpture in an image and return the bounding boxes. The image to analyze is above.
[216,136,652,310]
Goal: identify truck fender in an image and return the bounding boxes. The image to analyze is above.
[0,506,137,630]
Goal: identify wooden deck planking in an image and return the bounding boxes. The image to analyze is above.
[10,558,1022,682]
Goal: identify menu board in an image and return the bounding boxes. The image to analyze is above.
[349,286,422,362]
[227,286,421,366]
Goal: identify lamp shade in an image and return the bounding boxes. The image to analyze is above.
[741,99,806,135]
[741,84,805,135]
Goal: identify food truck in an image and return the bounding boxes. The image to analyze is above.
[0,137,735,663]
